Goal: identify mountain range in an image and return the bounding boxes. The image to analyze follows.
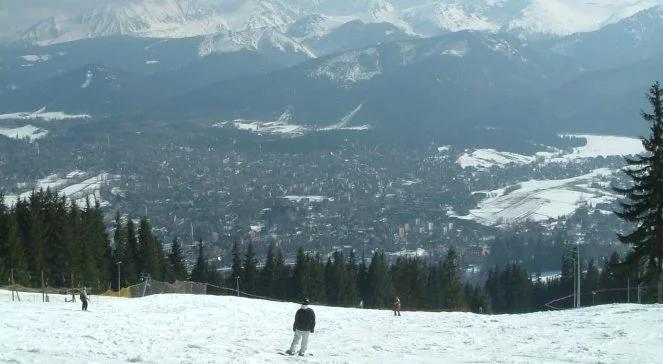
[11,0,663,46]
[2,0,663,144]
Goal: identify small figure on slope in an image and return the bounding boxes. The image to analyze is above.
[286,298,315,356]
[80,287,90,311]
[393,296,401,316]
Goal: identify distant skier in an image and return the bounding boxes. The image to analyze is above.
[393,296,401,316]
[286,298,315,356]
[359,299,364,309]
[80,287,89,311]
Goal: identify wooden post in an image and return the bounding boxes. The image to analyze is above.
[71,273,75,303]
[658,273,662,304]
[11,268,15,302]
[41,270,45,303]
[11,268,20,302]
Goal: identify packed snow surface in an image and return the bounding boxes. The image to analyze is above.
[0,125,48,141]
[455,168,617,226]
[215,114,371,136]
[457,134,644,169]
[544,134,646,162]
[3,172,118,209]
[232,120,306,135]
[282,195,333,203]
[20,54,52,63]
[0,292,661,363]
[0,109,91,121]
[457,149,535,169]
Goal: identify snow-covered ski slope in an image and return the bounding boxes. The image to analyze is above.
[1,292,661,363]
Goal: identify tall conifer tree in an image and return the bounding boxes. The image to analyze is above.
[168,237,188,281]
[243,242,259,294]
[190,240,208,283]
[615,82,663,302]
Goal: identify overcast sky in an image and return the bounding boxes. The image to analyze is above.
[0,0,118,36]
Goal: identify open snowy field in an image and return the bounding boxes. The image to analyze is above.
[1,291,661,363]
[3,171,119,209]
[0,109,91,122]
[457,134,645,169]
[0,124,48,141]
[455,168,617,226]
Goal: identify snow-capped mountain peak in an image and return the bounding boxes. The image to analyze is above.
[198,27,315,58]
[12,0,663,46]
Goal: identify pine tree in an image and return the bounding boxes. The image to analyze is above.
[190,240,208,283]
[88,202,112,289]
[426,261,443,309]
[5,210,28,285]
[504,264,532,313]
[599,252,624,303]
[391,258,427,309]
[290,248,307,300]
[471,285,490,313]
[259,244,277,297]
[306,253,326,303]
[168,237,188,281]
[273,247,290,300]
[228,241,243,291]
[112,212,126,290]
[615,82,663,303]
[137,217,161,280]
[242,242,259,294]
[584,259,600,304]
[123,218,139,285]
[357,253,369,305]
[440,248,466,309]
[77,201,101,289]
[560,251,575,295]
[27,192,48,286]
[485,267,503,312]
[324,251,346,305]
[343,250,359,306]
[366,252,392,308]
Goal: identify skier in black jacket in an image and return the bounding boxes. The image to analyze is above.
[286,298,315,356]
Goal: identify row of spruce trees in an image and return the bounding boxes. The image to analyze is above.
[0,190,654,312]
[0,190,191,290]
[0,190,112,289]
[194,241,646,313]
[192,242,488,312]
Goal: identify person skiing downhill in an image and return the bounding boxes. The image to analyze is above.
[286,298,315,356]
[393,296,401,316]
[80,287,89,311]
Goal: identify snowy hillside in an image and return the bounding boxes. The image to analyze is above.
[3,171,119,209]
[457,134,645,169]
[454,134,645,226]
[12,0,663,46]
[0,292,661,363]
[454,168,618,226]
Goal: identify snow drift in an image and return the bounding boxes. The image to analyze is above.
[0,291,661,363]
